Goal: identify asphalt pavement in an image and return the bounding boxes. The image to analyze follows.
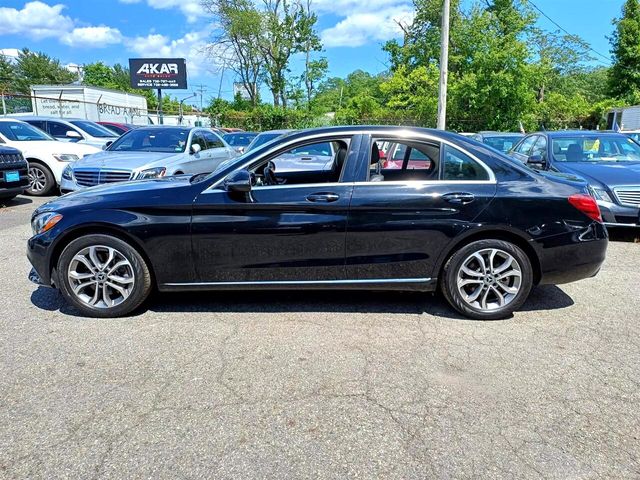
[1,195,639,479]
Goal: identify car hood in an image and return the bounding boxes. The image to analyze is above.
[10,140,100,158]
[34,174,195,214]
[71,150,182,171]
[558,161,640,187]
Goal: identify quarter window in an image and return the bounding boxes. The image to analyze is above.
[443,144,490,181]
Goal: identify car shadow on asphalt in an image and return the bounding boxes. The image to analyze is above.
[608,227,640,243]
[30,284,574,321]
[0,196,33,207]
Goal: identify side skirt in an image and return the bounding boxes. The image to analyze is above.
[159,277,438,292]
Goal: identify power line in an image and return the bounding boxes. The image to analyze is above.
[526,0,612,65]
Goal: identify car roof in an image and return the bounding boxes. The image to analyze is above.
[537,130,630,138]
[478,132,524,137]
[258,129,294,135]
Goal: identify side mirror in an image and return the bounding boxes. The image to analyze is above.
[527,154,547,169]
[66,130,82,140]
[102,141,113,150]
[224,169,252,193]
[191,143,202,154]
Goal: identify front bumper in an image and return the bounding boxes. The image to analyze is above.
[598,199,639,227]
[0,165,29,195]
[59,176,82,193]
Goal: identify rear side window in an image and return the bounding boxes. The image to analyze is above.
[443,144,490,181]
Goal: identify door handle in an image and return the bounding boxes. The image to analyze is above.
[442,192,475,204]
[306,192,340,203]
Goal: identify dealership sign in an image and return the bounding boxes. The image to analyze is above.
[129,58,187,89]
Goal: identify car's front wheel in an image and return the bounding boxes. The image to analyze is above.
[56,234,152,318]
[27,162,55,196]
[441,239,533,320]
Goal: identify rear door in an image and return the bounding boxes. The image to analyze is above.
[345,135,497,282]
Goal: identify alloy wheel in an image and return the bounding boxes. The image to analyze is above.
[28,166,47,193]
[67,245,135,309]
[456,248,522,311]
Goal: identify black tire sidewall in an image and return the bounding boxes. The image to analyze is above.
[26,162,55,196]
[442,239,533,320]
[56,234,152,318]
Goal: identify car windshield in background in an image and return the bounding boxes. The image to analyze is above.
[0,121,54,141]
[483,135,523,153]
[246,133,283,152]
[109,128,190,153]
[70,120,117,138]
[289,142,332,156]
[552,135,640,162]
[224,133,257,146]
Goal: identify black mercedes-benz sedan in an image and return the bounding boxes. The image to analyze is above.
[27,126,608,320]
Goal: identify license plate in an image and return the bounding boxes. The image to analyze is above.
[4,171,19,182]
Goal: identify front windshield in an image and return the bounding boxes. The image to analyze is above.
[0,121,54,141]
[483,135,523,153]
[552,135,640,162]
[109,128,190,153]
[70,120,117,138]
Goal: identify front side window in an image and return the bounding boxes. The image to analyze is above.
[443,144,490,181]
[515,136,537,155]
[0,121,53,141]
[248,139,350,187]
[191,132,208,151]
[552,135,640,162]
[531,136,547,159]
[109,128,189,153]
[203,131,224,149]
[48,121,80,139]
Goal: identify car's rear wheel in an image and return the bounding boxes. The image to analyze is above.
[56,234,152,318]
[27,162,55,196]
[441,239,533,320]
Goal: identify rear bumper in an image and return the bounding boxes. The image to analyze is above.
[535,222,608,285]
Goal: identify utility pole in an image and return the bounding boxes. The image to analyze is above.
[193,84,207,112]
[437,0,450,130]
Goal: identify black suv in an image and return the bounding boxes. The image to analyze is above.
[0,145,28,202]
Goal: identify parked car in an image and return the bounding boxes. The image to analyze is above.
[0,118,100,195]
[17,116,119,149]
[510,131,640,227]
[223,132,258,154]
[472,131,524,153]
[0,145,29,202]
[28,126,607,320]
[245,129,294,152]
[59,126,237,192]
[97,122,138,136]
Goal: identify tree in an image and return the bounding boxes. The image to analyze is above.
[609,0,640,98]
[13,48,77,94]
[0,55,14,92]
[203,0,263,106]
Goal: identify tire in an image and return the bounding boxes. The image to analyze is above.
[441,239,533,320]
[56,234,152,318]
[27,162,55,196]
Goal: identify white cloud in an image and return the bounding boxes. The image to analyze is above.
[0,48,20,60]
[321,3,414,48]
[61,26,124,48]
[119,0,201,23]
[127,29,212,75]
[0,1,74,39]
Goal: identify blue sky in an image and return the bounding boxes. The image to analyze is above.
[0,0,625,105]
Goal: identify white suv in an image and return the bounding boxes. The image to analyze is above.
[0,119,100,195]
[17,116,119,149]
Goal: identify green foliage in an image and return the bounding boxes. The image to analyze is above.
[13,48,77,94]
[609,0,640,99]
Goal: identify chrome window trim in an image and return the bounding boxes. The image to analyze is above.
[237,179,497,192]
[163,277,432,287]
[205,129,496,192]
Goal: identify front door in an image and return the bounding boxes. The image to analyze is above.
[345,136,497,282]
[190,136,357,283]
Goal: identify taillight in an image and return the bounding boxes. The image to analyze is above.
[568,194,602,222]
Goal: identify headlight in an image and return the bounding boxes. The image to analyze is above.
[591,186,614,203]
[137,167,166,179]
[31,212,63,236]
[62,165,73,181]
[53,154,79,162]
